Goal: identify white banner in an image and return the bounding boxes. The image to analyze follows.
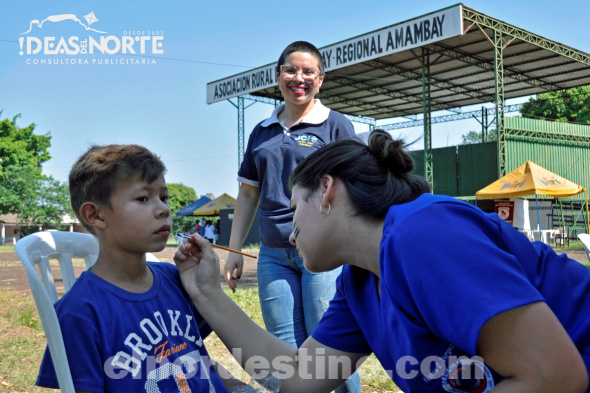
[207,4,463,104]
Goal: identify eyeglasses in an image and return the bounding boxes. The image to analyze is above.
[280,65,321,83]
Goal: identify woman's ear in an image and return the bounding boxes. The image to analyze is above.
[320,175,336,204]
[79,202,107,230]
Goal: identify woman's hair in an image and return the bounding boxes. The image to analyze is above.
[277,41,325,76]
[289,129,430,219]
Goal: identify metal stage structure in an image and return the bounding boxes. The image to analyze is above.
[207,4,590,190]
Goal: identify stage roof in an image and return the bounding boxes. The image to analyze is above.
[207,4,590,120]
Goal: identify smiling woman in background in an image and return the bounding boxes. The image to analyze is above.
[223,40,361,393]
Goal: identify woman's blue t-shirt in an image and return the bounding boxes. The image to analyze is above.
[312,193,590,392]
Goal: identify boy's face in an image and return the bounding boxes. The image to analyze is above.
[101,173,171,254]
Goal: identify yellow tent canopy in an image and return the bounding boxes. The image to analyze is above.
[476,161,588,231]
[476,161,585,199]
[192,193,236,216]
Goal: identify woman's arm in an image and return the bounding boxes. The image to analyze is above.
[477,301,588,393]
[174,234,368,392]
[224,183,259,291]
[210,360,248,391]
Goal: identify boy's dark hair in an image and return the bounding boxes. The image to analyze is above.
[277,41,325,76]
[289,129,430,220]
[69,144,166,233]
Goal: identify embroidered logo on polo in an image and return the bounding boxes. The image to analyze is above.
[441,357,494,393]
[294,134,319,147]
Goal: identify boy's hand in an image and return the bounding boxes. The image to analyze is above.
[224,253,244,293]
[173,234,222,302]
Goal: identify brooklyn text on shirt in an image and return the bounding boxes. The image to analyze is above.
[103,309,205,379]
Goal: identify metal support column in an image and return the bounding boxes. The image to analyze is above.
[421,47,433,191]
[494,30,506,177]
[237,96,245,170]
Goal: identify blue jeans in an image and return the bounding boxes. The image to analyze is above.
[257,244,361,393]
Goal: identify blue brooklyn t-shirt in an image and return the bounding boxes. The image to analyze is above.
[37,262,229,393]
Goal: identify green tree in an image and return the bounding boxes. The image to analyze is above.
[519,86,590,123]
[167,183,198,214]
[0,166,40,216]
[0,166,71,234]
[0,113,71,233]
[34,175,73,228]
[460,130,497,145]
[167,183,198,235]
[0,113,52,180]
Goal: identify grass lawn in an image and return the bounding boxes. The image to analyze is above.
[0,244,15,253]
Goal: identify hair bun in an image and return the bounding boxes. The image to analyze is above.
[368,129,415,176]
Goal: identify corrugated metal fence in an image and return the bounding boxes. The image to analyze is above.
[409,117,590,198]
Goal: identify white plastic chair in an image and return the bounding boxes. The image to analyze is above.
[578,233,590,262]
[15,230,159,392]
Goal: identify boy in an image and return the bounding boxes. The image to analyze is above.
[37,144,242,392]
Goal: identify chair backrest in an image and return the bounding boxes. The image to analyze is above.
[578,233,590,262]
[15,230,160,392]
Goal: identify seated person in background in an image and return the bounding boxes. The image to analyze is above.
[37,144,243,392]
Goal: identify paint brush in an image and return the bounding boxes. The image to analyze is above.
[176,233,257,259]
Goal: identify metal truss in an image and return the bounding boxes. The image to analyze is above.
[243,94,280,106]
[364,58,497,104]
[422,47,434,190]
[463,7,590,66]
[379,104,523,131]
[505,128,590,146]
[427,42,564,92]
[493,30,507,177]
[343,114,376,128]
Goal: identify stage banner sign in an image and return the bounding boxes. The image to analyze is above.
[207,4,463,103]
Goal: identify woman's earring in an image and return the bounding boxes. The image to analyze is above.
[319,202,331,215]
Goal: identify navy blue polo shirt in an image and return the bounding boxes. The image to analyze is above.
[238,100,356,248]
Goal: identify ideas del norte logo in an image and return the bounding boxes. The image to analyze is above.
[19,12,163,65]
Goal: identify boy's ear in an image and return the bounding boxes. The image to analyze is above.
[79,202,107,230]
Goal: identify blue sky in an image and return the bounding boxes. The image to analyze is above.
[1,0,589,199]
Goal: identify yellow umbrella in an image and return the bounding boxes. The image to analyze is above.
[476,161,585,199]
[192,193,236,216]
[476,161,588,231]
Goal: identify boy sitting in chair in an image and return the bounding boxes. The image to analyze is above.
[37,144,243,392]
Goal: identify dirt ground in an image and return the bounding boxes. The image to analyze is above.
[1,246,587,297]
[0,246,260,297]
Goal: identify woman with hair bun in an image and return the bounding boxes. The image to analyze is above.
[175,129,590,392]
